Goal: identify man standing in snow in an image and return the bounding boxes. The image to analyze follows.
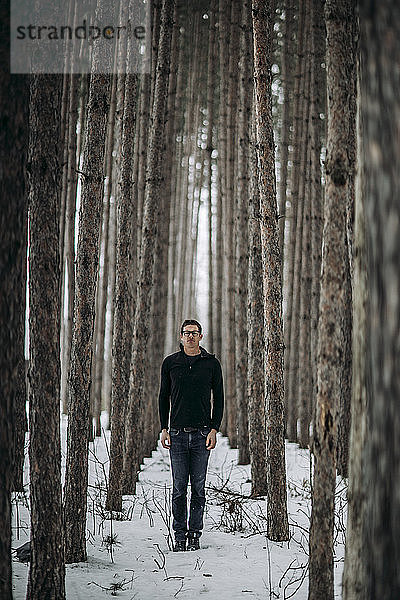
[158,319,224,552]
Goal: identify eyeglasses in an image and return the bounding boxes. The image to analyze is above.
[182,331,200,337]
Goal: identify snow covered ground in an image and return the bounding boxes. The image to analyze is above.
[12,415,346,599]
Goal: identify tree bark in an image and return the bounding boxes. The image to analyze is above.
[342,67,368,600]
[358,2,400,598]
[235,0,252,466]
[310,0,326,413]
[63,0,114,563]
[27,73,65,600]
[284,0,305,442]
[106,67,138,510]
[248,103,267,497]
[252,0,289,541]
[60,74,79,417]
[308,1,356,597]
[0,17,29,592]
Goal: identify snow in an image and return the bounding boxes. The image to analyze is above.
[12,414,346,599]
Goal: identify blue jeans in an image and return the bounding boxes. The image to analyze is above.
[169,427,211,541]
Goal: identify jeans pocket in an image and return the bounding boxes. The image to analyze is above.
[169,428,180,436]
[199,427,211,438]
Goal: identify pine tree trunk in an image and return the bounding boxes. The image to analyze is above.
[248,105,267,497]
[206,0,216,351]
[308,2,356,597]
[252,0,289,542]
[336,13,357,479]
[284,0,305,442]
[297,7,313,448]
[27,73,65,600]
[60,74,79,416]
[93,74,117,437]
[63,0,114,562]
[0,40,29,596]
[342,69,368,600]
[310,0,326,412]
[278,0,294,268]
[224,0,240,449]
[216,0,230,435]
[123,0,175,494]
[358,2,400,598]
[106,67,138,510]
[235,0,252,465]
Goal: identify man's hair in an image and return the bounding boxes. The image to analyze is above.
[180,319,202,335]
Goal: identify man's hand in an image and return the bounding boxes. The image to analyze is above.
[161,429,171,449]
[206,429,217,450]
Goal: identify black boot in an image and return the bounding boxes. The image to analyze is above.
[173,540,186,552]
[187,535,200,551]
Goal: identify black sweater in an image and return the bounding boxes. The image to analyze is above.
[158,345,224,431]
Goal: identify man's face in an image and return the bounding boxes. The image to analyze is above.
[180,325,203,352]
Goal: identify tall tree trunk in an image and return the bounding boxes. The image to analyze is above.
[0,23,29,593]
[336,11,357,479]
[248,104,267,497]
[27,73,65,600]
[278,0,295,269]
[63,0,114,563]
[297,7,313,448]
[123,0,175,494]
[284,0,305,442]
[310,0,326,413]
[60,74,79,417]
[252,0,289,542]
[308,1,356,597]
[358,2,400,598]
[224,0,240,449]
[93,73,117,437]
[342,68,368,600]
[216,0,229,429]
[206,0,216,352]
[106,64,138,510]
[235,0,252,466]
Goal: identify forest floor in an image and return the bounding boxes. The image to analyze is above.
[11,416,347,599]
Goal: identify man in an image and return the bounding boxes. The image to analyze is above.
[159,319,224,552]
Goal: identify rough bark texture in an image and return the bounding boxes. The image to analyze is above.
[206,1,216,352]
[278,0,294,269]
[60,74,79,416]
[123,0,175,494]
[106,71,138,511]
[297,7,312,449]
[0,18,28,594]
[342,69,368,600]
[358,2,400,598]
[310,0,326,413]
[284,0,305,442]
[252,0,289,541]
[235,0,252,465]
[224,0,240,450]
[308,2,356,597]
[27,73,65,600]
[336,10,357,479]
[63,0,114,562]
[247,106,267,497]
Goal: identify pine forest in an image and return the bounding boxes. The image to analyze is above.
[1,0,399,599]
